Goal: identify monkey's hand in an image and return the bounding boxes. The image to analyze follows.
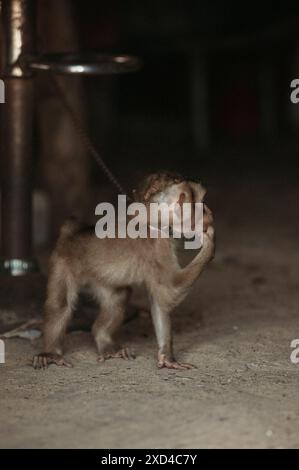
[157,353,195,370]
[33,353,73,369]
[203,224,215,261]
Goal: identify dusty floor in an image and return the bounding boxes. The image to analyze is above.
[1,179,299,449]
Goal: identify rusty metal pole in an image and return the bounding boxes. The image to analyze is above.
[0,0,37,275]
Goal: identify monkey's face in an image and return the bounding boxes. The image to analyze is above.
[162,180,208,234]
[135,172,211,234]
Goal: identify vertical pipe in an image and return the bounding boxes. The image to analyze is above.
[0,0,37,275]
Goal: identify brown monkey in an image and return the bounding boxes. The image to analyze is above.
[33,172,215,370]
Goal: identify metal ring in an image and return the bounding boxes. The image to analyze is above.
[0,258,39,276]
[28,53,141,76]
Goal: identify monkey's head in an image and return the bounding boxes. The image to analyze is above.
[133,171,212,232]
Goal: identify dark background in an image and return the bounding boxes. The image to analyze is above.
[71,0,299,187]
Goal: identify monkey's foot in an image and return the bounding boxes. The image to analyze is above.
[33,353,73,369]
[157,354,195,370]
[97,347,136,362]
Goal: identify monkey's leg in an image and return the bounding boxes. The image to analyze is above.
[33,264,78,369]
[92,287,135,362]
[151,299,194,370]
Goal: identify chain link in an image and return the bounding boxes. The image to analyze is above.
[49,74,129,197]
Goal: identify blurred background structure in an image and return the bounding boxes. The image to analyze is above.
[0,0,299,323]
[1,0,299,254]
[1,0,299,449]
[76,0,299,171]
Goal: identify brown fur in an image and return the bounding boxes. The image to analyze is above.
[33,172,215,370]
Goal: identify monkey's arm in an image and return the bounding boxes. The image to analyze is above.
[150,226,214,370]
[176,225,215,291]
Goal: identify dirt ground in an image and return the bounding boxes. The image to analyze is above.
[1,178,299,449]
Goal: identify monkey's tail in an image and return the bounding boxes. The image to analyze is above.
[59,217,82,238]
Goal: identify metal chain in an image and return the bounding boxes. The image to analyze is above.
[49,73,129,197]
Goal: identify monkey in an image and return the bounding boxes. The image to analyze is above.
[33,171,215,370]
